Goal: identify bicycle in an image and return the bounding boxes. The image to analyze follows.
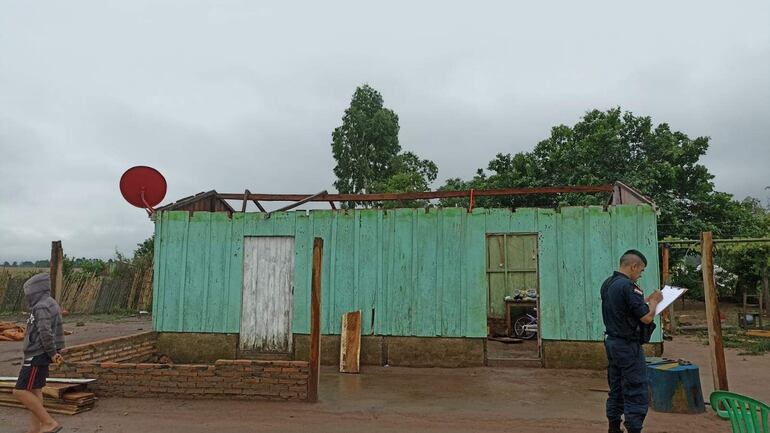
[513,308,538,340]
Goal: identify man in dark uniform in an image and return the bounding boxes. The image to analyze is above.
[601,250,663,433]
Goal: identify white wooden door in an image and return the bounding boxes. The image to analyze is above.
[240,237,294,353]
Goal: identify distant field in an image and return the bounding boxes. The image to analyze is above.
[0,267,48,276]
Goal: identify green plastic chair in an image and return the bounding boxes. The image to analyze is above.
[710,391,770,433]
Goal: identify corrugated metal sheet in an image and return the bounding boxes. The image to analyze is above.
[152,205,660,342]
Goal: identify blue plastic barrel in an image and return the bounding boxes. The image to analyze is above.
[646,359,705,414]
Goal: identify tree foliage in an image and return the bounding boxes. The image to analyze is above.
[331,85,401,203]
[331,85,437,207]
[440,108,764,240]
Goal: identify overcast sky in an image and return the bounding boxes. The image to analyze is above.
[1,1,768,262]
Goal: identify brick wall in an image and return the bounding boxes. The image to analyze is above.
[61,332,157,363]
[51,333,309,401]
[51,359,309,400]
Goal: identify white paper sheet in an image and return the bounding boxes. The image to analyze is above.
[655,285,688,316]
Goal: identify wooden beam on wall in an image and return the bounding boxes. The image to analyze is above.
[217,184,615,203]
[308,237,323,402]
[49,241,63,301]
[701,231,729,391]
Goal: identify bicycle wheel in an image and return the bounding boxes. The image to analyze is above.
[513,316,537,340]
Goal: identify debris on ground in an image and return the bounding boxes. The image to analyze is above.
[0,322,25,341]
[0,377,97,415]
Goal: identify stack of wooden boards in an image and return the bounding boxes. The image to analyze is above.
[0,377,96,415]
[0,321,25,341]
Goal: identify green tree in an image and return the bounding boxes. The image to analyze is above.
[331,85,438,208]
[132,236,154,269]
[441,108,755,239]
[332,85,401,206]
[370,152,438,208]
[2,261,9,267]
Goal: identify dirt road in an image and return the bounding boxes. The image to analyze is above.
[1,315,767,433]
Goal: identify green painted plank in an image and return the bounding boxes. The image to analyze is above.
[357,210,380,335]
[332,211,356,333]
[440,208,463,336]
[183,212,210,332]
[380,210,395,334]
[434,209,444,336]
[206,212,231,333]
[161,211,191,332]
[414,209,438,336]
[536,209,561,340]
[151,213,164,331]
[587,207,613,340]
[389,209,415,336]
[559,207,587,340]
[226,213,245,333]
[310,211,333,334]
[245,211,272,236]
[638,205,662,342]
[466,210,487,338]
[510,208,538,233]
[292,212,311,334]
[375,210,385,334]
[485,208,511,233]
[272,212,296,236]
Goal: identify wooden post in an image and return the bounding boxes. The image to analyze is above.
[308,237,323,402]
[701,231,728,391]
[762,265,769,316]
[49,241,64,301]
[661,244,676,335]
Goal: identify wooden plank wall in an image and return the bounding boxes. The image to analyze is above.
[152,205,660,342]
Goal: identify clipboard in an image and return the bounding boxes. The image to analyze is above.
[655,285,687,316]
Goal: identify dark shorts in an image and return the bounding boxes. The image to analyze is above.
[15,354,51,391]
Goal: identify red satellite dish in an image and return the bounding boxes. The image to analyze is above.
[120,166,167,214]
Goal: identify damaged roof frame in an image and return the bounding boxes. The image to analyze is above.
[156,182,655,216]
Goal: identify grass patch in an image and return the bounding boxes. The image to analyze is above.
[695,329,770,355]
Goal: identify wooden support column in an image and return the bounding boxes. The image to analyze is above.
[701,231,728,391]
[661,244,676,335]
[308,237,323,402]
[49,241,64,301]
[762,265,769,315]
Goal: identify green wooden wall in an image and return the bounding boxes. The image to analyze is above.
[152,205,660,342]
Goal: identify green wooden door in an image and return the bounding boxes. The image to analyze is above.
[486,234,539,319]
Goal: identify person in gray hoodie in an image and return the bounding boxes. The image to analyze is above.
[13,273,65,433]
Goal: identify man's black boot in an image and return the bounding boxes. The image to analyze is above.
[608,420,623,433]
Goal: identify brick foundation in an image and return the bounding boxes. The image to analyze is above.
[51,332,309,401]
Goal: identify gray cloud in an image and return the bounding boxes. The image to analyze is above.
[1,0,769,261]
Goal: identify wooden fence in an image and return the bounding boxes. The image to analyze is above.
[0,267,153,314]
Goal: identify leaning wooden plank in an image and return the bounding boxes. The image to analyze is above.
[0,377,96,384]
[339,310,362,374]
[746,330,770,338]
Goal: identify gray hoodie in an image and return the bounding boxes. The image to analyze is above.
[22,273,65,359]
